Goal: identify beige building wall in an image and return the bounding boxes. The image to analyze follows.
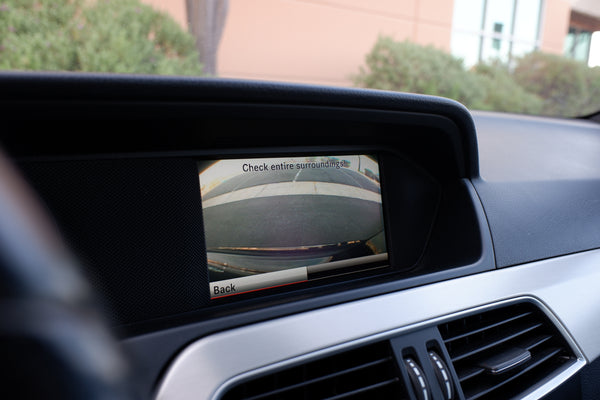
[142,0,575,85]
[540,0,571,54]
[217,0,455,86]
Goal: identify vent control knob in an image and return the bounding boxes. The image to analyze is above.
[404,357,431,400]
[428,351,454,400]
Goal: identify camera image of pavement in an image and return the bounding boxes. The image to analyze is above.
[202,167,380,201]
[202,167,384,249]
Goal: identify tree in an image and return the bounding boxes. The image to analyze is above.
[186,0,228,75]
[353,36,600,116]
[513,52,600,116]
[354,37,486,109]
[0,0,203,75]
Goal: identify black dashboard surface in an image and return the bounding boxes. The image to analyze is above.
[2,73,598,272]
[473,111,600,267]
[3,73,599,271]
[2,74,600,322]
[2,74,600,399]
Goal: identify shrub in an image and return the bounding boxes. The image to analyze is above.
[354,37,486,108]
[472,61,544,115]
[355,36,600,116]
[513,52,600,116]
[0,0,203,75]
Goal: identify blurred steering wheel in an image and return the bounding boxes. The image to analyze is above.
[0,152,131,399]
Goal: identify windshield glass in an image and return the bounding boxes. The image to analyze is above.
[2,0,600,117]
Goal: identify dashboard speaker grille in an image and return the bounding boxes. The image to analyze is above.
[221,341,407,400]
[438,302,577,400]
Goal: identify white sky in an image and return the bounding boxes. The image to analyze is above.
[589,32,600,67]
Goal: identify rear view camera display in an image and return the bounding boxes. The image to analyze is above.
[198,155,388,299]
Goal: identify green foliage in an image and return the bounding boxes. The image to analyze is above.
[0,0,203,75]
[513,52,600,116]
[354,37,486,108]
[472,61,544,115]
[355,36,600,117]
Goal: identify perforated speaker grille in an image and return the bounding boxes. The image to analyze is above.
[19,157,210,326]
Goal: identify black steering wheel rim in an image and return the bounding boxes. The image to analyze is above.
[0,152,131,399]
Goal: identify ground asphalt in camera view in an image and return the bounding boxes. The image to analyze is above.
[201,167,384,249]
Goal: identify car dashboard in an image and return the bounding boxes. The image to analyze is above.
[1,73,600,400]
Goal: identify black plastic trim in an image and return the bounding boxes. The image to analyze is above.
[472,111,600,267]
[0,72,479,178]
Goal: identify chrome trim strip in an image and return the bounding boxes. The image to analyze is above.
[520,361,585,400]
[155,249,600,400]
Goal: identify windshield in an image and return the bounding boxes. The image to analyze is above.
[2,0,600,117]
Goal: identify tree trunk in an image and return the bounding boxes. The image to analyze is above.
[186,0,229,75]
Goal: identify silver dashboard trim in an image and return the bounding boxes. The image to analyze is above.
[155,248,600,400]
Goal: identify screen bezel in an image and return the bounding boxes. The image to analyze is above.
[199,153,391,301]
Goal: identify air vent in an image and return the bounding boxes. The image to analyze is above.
[438,302,577,400]
[221,341,407,400]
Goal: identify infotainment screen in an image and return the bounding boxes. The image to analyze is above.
[198,155,388,299]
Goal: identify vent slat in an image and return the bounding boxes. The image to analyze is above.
[221,340,407,400]
[440,303,578,400]
[458,366,485,382]
[464,347,562,400]
[451,321,542,362]
[520,334,553,351]
[443,311,532,343]
[322,377,401,400]
[242,357,393,400]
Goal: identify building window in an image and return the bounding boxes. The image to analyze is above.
[451,0,543,66]
[564,10,600,66]
[564,27,592,62]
